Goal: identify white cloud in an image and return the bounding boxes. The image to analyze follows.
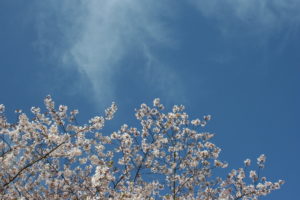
[35,0,300,107]
[189,0,300,35]
[35,0,183,105]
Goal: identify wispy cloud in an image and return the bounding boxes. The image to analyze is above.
[35,0,183,105]
[34,1,300,106]
[189,0,300,35]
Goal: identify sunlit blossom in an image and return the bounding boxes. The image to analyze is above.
[0,96,283,199]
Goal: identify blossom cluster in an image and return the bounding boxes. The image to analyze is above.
[0,97,283,199]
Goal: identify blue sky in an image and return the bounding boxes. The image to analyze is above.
[1,0,299,199]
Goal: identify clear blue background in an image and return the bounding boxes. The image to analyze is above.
[1,1,299,199]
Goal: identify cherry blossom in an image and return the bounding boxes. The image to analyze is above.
[0,96,283,199]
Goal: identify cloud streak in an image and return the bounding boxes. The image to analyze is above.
[34,0,300,106]
[35,0,182,105]
[189,0,300,35]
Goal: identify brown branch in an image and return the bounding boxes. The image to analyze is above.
[2,140,66,188]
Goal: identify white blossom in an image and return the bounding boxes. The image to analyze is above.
[244,158,251,166]
[0,97,283,199]
[0,104,4,113]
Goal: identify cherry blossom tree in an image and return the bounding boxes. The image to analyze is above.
[0,96,283,199]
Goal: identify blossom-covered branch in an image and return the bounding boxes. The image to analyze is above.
[0,97,283,199]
